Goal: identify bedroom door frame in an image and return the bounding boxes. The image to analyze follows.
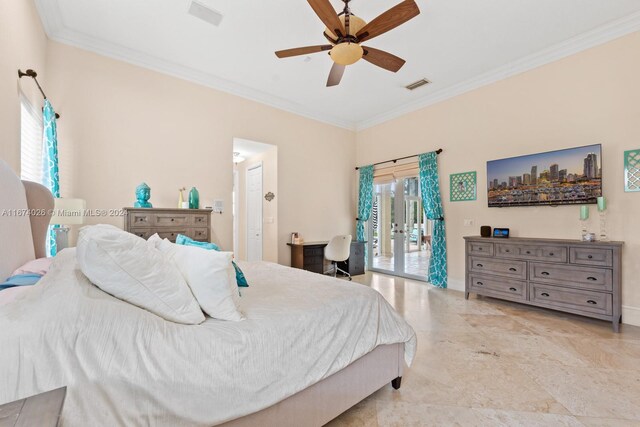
[246,162,263,261]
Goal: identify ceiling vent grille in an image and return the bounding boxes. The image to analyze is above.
[405,78,431,91]
[188,0,223,27]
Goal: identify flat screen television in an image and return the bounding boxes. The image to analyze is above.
[487,144,602,207]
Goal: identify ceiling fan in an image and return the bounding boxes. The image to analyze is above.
[275,0,420,87]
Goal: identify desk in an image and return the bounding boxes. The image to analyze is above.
[287,241,366,276]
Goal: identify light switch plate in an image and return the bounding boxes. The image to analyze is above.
[213,200,224,213]
[464,219,474,226]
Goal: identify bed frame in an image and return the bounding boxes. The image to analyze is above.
[0,159,404,426]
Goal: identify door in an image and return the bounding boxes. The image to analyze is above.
[368,176,431,281]
[247,164,263,261]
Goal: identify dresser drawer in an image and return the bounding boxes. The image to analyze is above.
[468,241,494,256]
[129,212,153,228]
[469,274,526,301]
[529,283,612,316]
[189,228,209,242]
[570,247,613,267]
[469,256,527,280]
[496,243,567,263]
[191,214,209,226]
[529,262,612,292]
[156,229,189,242]
[128,229,152,239]
[155,213,190,227]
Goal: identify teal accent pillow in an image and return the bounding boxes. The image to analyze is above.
[175,234,248,287]
[0,273,43,290]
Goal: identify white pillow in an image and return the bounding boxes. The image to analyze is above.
[77,225,205,325]
[149,235,245,321]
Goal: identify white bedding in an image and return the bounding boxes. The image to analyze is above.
[0,249,416,426]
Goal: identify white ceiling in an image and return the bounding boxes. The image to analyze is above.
[35,0,640,130]
[233,138,274,161]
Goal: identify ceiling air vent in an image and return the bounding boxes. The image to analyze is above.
[405,78,431,91]
[188,0,223,27]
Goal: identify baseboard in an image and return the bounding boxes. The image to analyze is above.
[622,305,640,327]
[447,278,465,292]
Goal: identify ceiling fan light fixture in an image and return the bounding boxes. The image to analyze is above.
[330,43,363,66]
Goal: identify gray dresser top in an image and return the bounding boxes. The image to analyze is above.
[464,236,623,247]
[124,207,213,213]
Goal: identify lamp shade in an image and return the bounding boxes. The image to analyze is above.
[50,198,86,225]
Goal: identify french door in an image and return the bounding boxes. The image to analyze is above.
[367,176,431,281]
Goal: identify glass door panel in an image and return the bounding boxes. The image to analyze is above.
[371,182,396,274]
[403,177,430,279]
[368,176,431,281]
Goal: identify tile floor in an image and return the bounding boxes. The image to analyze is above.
[327,272,640,427]
[372,250,431,278]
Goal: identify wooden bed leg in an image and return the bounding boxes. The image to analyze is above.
[391,377,402,390]
[465,292,469,300]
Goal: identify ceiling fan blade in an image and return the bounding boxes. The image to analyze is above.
[356,0,420,43]
[308,0,345,38]
[362,46,406,72]
[327,63,345,87]
[275,45,332,58]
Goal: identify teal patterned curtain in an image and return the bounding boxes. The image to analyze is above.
[419,152,447,288]
[43,99,60,257]
[356,165,374,263]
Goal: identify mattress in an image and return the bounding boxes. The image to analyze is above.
[0,249,416,426]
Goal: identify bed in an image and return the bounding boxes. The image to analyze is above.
[0,159,416,426]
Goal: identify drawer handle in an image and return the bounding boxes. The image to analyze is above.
[476,263,483,268]
[541,271,550,276]
[526,251,531,254]
[541,292,550,297]
[476,281,484,286]
[509,268,517,272]
[509,287,517,292]
[588,255,593,259]
[478,247,483,251]
[549,252,555,256]
[587,300,597,305]
[171,218,175,222]
[505,249,510,253]
[587,276,597,281]
[138,218,143,222]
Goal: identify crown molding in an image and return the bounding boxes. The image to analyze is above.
[35,0,640,132]
[356,11,640,130]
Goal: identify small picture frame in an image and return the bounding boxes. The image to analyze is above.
[450,171,477,202]
[291,232,299,244]
[624,149,640,192]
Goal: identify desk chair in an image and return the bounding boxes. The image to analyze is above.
[324,235,352,281]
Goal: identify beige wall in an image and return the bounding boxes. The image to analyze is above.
[45,41,356,265]
[234,146,278,262]
[356,32,640,325]
[0,0,48,173]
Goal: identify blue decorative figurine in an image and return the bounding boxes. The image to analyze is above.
[134,182,153,208]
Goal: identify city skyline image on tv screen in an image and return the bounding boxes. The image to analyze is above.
[487,144,602,207]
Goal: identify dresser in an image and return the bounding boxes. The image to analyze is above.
[124,207,212,243]
[287,241,366,276]
[464,236,623,332]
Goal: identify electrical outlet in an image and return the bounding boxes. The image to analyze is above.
[464,219,474,227]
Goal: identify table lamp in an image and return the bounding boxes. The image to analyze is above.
[50,198,86,251]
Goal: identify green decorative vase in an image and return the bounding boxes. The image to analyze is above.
[188,187,199,209]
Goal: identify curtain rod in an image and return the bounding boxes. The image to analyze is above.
[18,69,60,119]
[355,149,442,170]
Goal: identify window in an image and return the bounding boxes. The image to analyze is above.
[20,95,44,184]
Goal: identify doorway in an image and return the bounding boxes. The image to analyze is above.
[368,176,431,281]
[232,138,278,262]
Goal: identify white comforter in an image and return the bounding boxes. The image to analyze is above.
[0,249,416,426]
